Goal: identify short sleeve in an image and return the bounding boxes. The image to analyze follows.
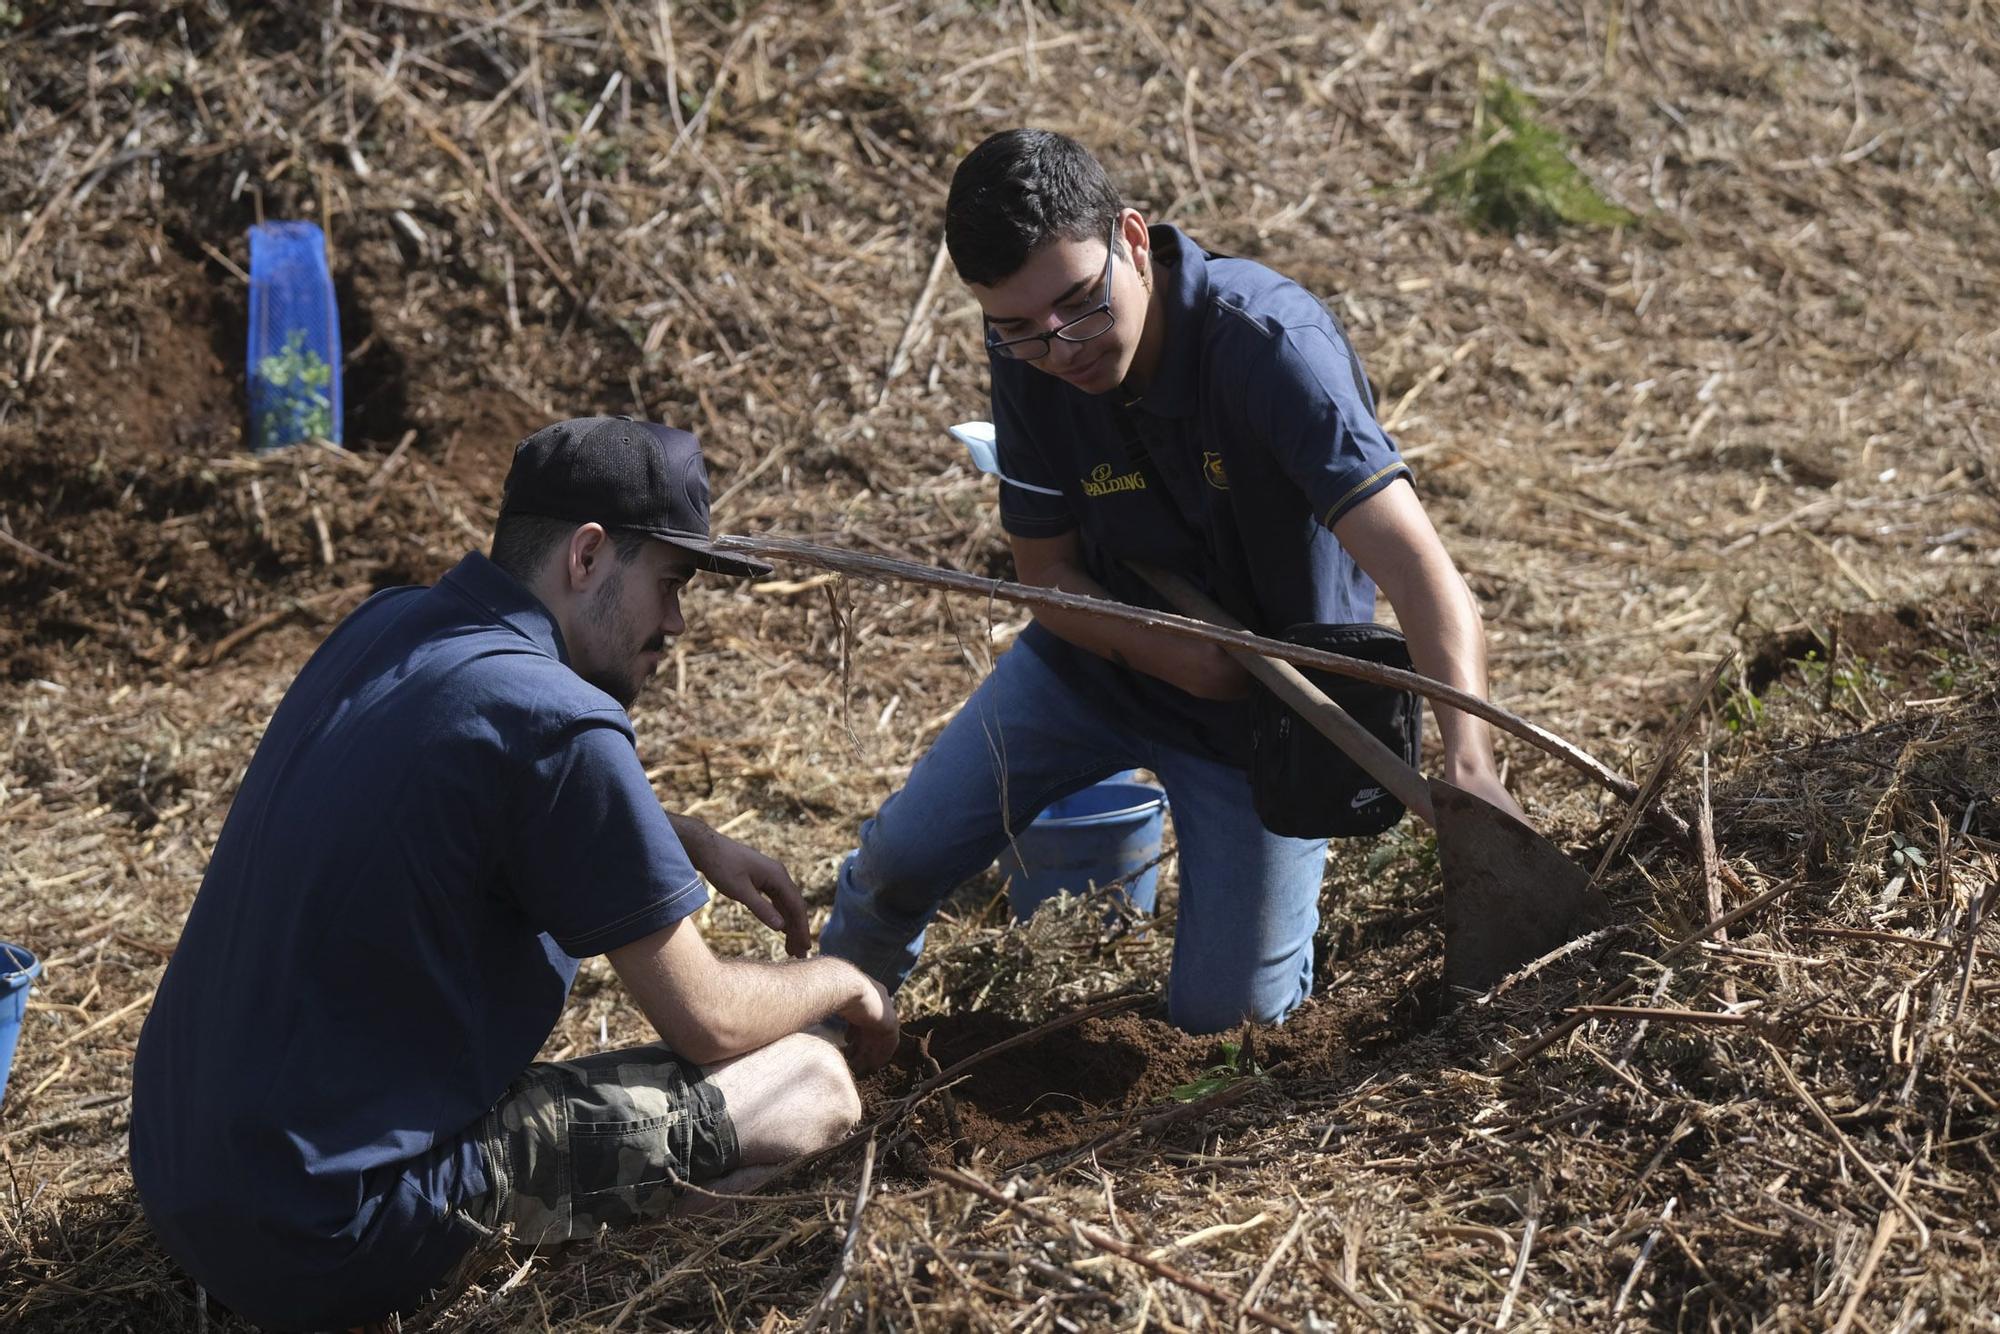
[503,715,707,956]
[1244,323,1412,528]
[992,363,1078,538]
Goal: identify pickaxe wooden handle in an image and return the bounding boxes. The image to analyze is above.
[1127,563,1437,827]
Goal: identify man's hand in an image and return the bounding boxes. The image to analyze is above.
[837,972,900,1074]
[669,814,811,958]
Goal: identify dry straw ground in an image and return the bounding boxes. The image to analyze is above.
[1,1,1997,1330]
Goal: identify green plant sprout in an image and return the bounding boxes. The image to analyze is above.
[254,329,335,450]
[1883,830,1929,902]
[1170,1040,1262,1102]
[1428,78,1639,234]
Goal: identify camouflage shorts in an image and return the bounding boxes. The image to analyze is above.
[466,1043,740,1245]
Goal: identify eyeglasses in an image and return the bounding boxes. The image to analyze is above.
[984,224,1119,362]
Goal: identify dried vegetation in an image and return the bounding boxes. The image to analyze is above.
[1,1,1997,1330]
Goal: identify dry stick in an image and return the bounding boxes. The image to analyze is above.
[1828,1163,1912,1334]
[1036,1073,1261,1174]
[1951,848,1998,1022]
[1495,1207,1537,1330]
[876,232,952,407]
[664,14,763,157]
[0,526,80,574]
[1797,925,1999,961]
[0,1098,129,1145]
[1588,655,1732,890]
[52,994,150,1050]
[1699,750,1739,1007]
[902,992,1153,1106]
[204,585,367,666]
[927,1166,1304,1334]
[1180,67,1217,215]
[1238,1208,1307,1323]
[2,131,115,285]
[1569,1004,1769,1029]
[1492,875,1807,1075]
[373,73,585,304]
[799,1136,876,1334]
[1898,814,1962,1104]
[1305,1257,1383,1328]
[1698,751,1724,930]
[1756,1036,1929,1244]
[1610,1196,1675,1319]
[720,536,1637,806]
[594,1204,797,1332]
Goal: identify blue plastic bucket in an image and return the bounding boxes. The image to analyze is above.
[247,221,343,452]
[0,943,41,1105]
[999,779,1168,922]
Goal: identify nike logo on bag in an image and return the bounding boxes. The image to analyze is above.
[1349,787,1385,811]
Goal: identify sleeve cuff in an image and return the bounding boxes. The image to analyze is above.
[1321,462,1413,528]
[556,873,709,956]
[1000,509,1078,538]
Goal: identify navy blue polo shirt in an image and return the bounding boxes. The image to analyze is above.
[993,223,1411,765]
[131,552,706,1332]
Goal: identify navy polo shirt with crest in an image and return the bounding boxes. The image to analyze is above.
[992,222,1411,766]
[131,551,707,1332]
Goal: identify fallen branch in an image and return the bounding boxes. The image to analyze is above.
[927,1165,1304,1334]
[204,584,370,666]
[1493,875,1807,1075]
[720,533,1753,890]
[1567,1004,1770,1029]
[721,535,1635,798]
[1828,1164,1911,1334]
[0,525,81,574]
[1758,1037,1929,1245]
[800,1136,875,1334]
[1035,1069,1262,1173]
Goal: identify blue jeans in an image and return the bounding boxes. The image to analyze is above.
[821,641,1329,1033]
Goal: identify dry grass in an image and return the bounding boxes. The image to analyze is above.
[1,1,1996,1329]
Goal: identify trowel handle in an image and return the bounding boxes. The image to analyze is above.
[1131,563,1437,828]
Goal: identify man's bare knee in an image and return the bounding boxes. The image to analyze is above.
[776,1033,861,1152]
[713,1031,862,1164]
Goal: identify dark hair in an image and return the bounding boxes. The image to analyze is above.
[945,129,1122,287]
[490,514,650,582]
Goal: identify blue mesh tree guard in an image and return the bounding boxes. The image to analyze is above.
[247,221,343,452]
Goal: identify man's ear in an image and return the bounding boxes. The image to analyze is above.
[1120,207,1151,275]
[565,523,611,591]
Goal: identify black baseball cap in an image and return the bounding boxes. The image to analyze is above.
[499,417,771,578]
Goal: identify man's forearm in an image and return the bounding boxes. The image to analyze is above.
[1012,550,1248,700]
[610,923,880,1067]
[1332,480,1506,784]
[684,955,872,1062]
[1026,562,1164,668]
[1388,558,1501,780]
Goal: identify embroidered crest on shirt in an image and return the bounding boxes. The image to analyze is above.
[1202,451,1230,490]
[1081,461,1148,497]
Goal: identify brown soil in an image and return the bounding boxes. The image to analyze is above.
[867,1010,1213,1168]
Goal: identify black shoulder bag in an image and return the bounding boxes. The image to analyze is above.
[1246,623,1423,839]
